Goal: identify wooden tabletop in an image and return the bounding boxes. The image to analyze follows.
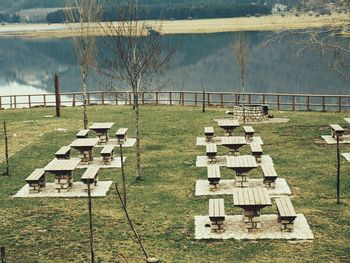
[89,122,114,130]
[233,187,272,207]
[44,158,81,172]
[217,119,239,127]
[69,138,99,148]
[221,136,247,146]
[226,155,257,168]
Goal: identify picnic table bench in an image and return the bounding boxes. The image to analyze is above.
[100,145,115,164]
[251,144,263,163]
[207,165,221,189]
[81,166,100,191]
[76,129,89,138]
[243,126,255,142]
[55,146,71,159]
[261,163,278,188]
[116,128,128,144]
[209,198,225,233]
[206,144,217,163]
[330,124,345,138]
[275,197,297,232]
[26,168,46,193]
[204,127,214,142]
[233,187,272,232]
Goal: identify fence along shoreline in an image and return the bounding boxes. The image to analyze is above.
[0,90,350,112]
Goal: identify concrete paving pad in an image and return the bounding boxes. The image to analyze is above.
[94,138,136,148]
[196,136,264,146]
[214,118,290,125]
[341,153,350,162]
[13,181,113,198]
[77,157,126,169]
[196,156,227,167]
[195,178,291,197]
[321,135,350,144]
[195,214,313,241]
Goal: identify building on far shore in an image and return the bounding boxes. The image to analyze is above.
[272,3,288,13]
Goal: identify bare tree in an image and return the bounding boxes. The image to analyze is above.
[98,1,175,179]
[233,32,249,123]
[65,0,102,129]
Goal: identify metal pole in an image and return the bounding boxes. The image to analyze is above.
[87,183,95,263]
[336,135,340,204]
[120,143,126,208]
[202,85,206,113]
[3,121,9,176]
[54,74,61,117]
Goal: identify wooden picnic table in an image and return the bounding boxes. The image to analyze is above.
[233,187,272,232]
[221,136,247,155]
[217,119,239,136]
[69,138,99,163]
[89,122,114,144]
[226,155,257,175]
[44,158,81,192]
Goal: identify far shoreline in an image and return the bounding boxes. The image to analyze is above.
[0,13,348,39]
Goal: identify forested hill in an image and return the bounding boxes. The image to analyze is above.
[0,0,297,12]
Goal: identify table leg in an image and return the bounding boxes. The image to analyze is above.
[80,150,90,163]
[235,172,249,187]
[243,208,261,232]
[54,172,73,193]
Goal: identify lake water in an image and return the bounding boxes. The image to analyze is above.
[0,32,349,96]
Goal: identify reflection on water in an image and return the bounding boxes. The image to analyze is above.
[0,32,348,95]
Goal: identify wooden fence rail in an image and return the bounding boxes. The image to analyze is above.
[1,91,350,112]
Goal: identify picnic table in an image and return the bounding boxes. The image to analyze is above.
[226,155,257,187]
[217,119,239,136]
[233,187,272,232]
[221,136,247,155]
[44,158,81,192]
[89,122,114,144]
[69,138,99,163]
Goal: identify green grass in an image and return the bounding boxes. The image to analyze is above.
[0,105,349,262]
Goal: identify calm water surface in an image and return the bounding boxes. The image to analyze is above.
[0,32,348,96]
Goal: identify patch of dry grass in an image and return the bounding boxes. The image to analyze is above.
[0,13,348,39]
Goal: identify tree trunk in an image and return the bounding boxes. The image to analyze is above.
[82,70,89,129]
[135,95,141,179]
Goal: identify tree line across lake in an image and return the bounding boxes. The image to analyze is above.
[47,4,271,23]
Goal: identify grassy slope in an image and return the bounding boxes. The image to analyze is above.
[0,105,349,262]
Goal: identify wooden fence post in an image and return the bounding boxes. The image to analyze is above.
[322,96,325,111]
[43,95,46,107]
[292,96,296,111]
[202,86,206,112]
[101,92,105,105]
[155,92,158,105]
[277,95,280,111]
[28,95,31,108]
[338,97,342,112]
[0,96,2,110]
[54,74,61,117]
[72,94,76,107]
[194,93,197,107]
[220,94,224,107]
[3,121,9,176]
[0,246,5,263]
[14,96,16,109]
[169,92,172,106]
[307,96,310,111]
[181,92,185,106]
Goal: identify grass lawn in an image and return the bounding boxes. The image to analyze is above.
[0,105,349,262]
